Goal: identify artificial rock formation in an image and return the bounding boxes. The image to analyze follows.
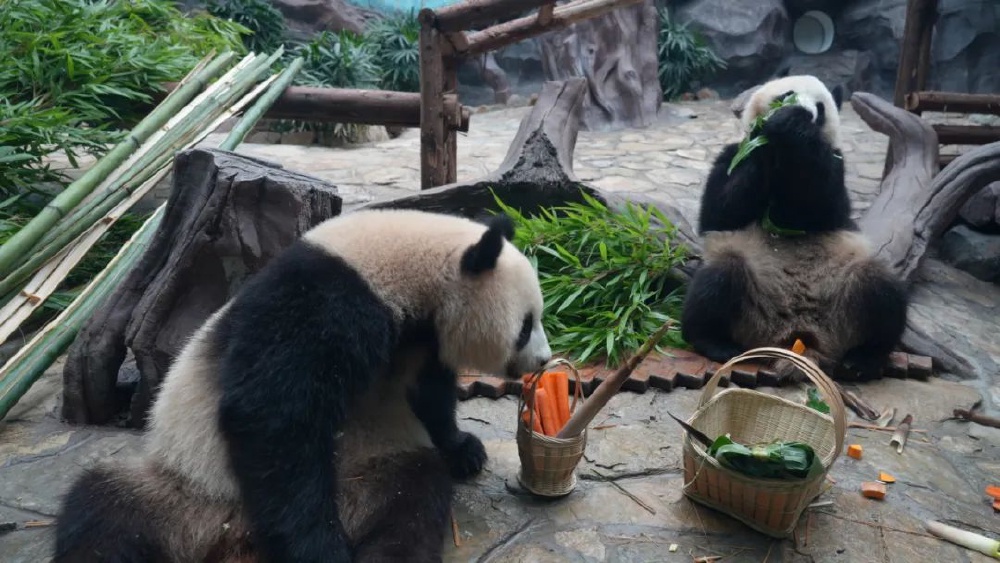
[537,0,661,131]
[62,150,342,427]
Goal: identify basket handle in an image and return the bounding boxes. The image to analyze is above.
[698,347,846,456]
[519,358,584,437]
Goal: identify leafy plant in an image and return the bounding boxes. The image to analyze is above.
[657,7,727,101]
[296,30,381,90]
[366,11,421,93]
[494,191,690,368]
[709,434,824,481]
[806,387,831,414]
[0,0,247,199]
[205,0,288,54]
[727,92,799,175]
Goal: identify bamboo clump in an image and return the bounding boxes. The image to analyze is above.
[0,52,304,421]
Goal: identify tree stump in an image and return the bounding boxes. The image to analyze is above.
[536,0,661,132]
[62,149,342,427]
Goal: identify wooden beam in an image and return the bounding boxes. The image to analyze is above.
[463,0,646,57]
[156,82,469,131]
[420,18,448,190]
[428,0,552,33]
[905,91,1000,116]
[934,124,1000,146]
[914,0,937,94]
[892,0,937,107]
[537,3,554,25]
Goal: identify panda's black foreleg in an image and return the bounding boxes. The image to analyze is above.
[409,357,487,480]
[839,265,910,379]
[698,142,773,234]
[680,253,753,364]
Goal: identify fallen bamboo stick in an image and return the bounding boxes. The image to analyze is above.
[555,320,674,439]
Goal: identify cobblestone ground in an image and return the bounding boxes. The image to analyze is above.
[2,100,999,562]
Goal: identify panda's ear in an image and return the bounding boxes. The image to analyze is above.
[831,84,844,110]
[461,214,513,275]
[470,212,515,241]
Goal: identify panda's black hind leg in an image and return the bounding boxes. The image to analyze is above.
[839,263,909,380]
[349,451,453,563]
[681,253,753,364]
[409,356,487,480]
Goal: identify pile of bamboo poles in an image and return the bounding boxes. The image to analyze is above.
[0,50,305,421]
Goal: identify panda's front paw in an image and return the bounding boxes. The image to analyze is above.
[442,431,488,480]
[761,105,816,141]
[842,350,886,380]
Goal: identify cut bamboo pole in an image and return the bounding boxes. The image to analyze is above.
[0,52,237,278]
[0,51,293,421]
[0,71,282,345]
[222,57,304,147]
[555,320,675,439]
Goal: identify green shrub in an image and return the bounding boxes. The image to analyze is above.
[0,0,248,199]
[296,30,381,89]
[205,0,288,54]
[494,192,690,368]
[366,11,421,93]
[657,8,726,100]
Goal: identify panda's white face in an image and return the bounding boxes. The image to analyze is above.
[741,74,842,149]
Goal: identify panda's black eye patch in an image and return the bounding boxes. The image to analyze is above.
[515,313,533,350]
[815,102,826,126]
[775,90,795,104]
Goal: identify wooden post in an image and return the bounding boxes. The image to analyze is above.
[892,0,934,108]
[420,10,448,190]
[444,57,460,184]
[914,0,938,98]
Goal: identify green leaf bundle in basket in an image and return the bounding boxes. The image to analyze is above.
[679,347,846,538]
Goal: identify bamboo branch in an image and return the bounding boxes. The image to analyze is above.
[555,320,674,438]
[223,57,303,147]
[0,52,237,278]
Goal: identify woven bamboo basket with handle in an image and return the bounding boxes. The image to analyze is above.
[681,347,847,538]
[516,358,587,497]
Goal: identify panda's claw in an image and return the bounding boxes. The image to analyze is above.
[442,431,488,480]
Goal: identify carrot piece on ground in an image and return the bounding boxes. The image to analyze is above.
[993,499,1000,512]
[792,339,806,355]
[879,472,896,483]
[552,371,570,427]
[847,444,863,460]
[861,481,886,500]
[535,388,559,436]
[986,485,1000,499]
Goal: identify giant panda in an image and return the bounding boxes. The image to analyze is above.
[680,74,909,379]
[53,208,553,563]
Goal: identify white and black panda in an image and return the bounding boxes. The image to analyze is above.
[680,74,909,379]
[53,208,553,563]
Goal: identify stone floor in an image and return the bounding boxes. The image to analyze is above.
[3,99,1000,561]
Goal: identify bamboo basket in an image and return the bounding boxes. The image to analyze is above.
[681,347,847,538]
[516,358,587,497]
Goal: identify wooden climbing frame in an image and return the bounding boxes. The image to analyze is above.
[890,0,1000,172]
[417,0,645,189]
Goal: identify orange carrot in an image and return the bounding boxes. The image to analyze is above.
[986,485,1000,499]
[521,405,543,434]
[552,371,570,427]
[535,388,559,436]
[792,339,806,355]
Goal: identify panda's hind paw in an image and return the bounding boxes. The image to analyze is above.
[443,431,488,480]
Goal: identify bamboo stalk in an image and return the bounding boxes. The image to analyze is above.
[0,71,282,344]
[0,52,237,278]
[555,321,675,438]
[31,51,275,253]
[0,205,164,420]
[222,57,304,148]
[0,53,280,300]
[0,50,296,422]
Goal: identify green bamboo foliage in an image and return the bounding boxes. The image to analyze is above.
[0,52,238,278]
[0,51,302,421]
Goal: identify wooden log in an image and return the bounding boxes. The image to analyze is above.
[445,59,460,184]
[905,91,1000,116]
[62,149,342,426]
[463,0,647,57]
[537,3,554,25]
[155,82,469,131]
[420,21,449,190]
[913,0,937,94]
[428,0,551,33]
[470,53,512,104]
[892,0,937,107]
[933,124,1000,146]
